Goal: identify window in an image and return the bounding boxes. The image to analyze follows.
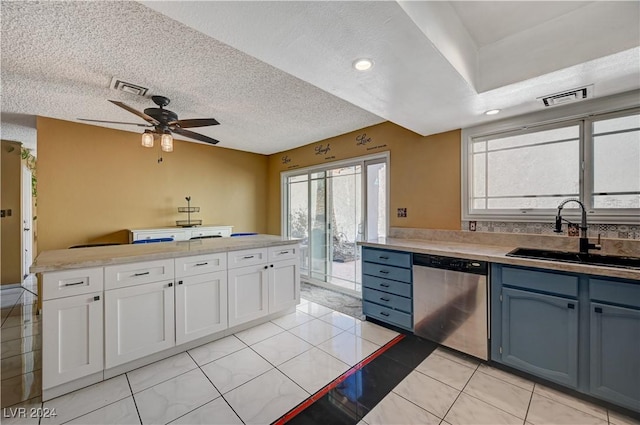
[464,108,640,222]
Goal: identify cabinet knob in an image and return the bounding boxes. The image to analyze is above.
[380,311,390,317]
[93,295,100,301]
[264,265,268,269]
[270,264,274,268]
[595,307,603,313]
[168,282,173,287]
[178,280,183,285]
[567,303,575,309]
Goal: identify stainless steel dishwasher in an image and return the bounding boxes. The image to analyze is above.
[413,254,489,360]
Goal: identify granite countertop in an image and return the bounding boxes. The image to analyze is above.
[31,235,299,273]
[359,237,640,281]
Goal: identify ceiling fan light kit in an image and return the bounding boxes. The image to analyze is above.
[160,132,173,152]
[141,129,154,148]
[80,95,221,153]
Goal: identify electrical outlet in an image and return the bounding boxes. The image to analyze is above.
[397,208,407,218]
[469,221,477,231]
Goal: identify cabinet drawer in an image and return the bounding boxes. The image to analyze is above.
[590,278,640,309]
[228,248,268,269]
[502,266,578,298]
[42,267,104,301]
[105,259,174,290]
[132,230,187,242]
[363,262,412,283]
[190,227,232,238]
[268,244,299,262]
[362,275,411,298]
[363,287,411,313]
[363,248,411,268]
[175,253,227,278]
[363,301,412,330]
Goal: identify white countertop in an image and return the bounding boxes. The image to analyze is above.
[31,235,299,273]
[359,237,640,281]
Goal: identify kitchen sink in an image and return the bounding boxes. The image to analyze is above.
[507,247,640,270]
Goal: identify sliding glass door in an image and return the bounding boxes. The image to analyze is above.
[283,154,387,295]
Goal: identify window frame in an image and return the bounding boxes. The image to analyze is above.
[461,94,640,224]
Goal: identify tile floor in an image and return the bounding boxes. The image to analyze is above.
[1,279,639,425]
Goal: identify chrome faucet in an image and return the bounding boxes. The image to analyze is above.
[554,199,601,254]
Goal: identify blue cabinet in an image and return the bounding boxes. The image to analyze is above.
[501,287,578,387]
[492,264,640,413]
[588,277,640,412]
[362,247,412,331]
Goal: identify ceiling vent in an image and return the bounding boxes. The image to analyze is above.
[110,77,149,96]
[539,85,593,107]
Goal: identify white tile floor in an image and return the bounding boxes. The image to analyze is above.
[2,285,639,425]
[360,346,640,425]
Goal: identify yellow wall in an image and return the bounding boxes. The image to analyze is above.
[37,117,269,251]
[1,140,23,284]
[266,122,461,234]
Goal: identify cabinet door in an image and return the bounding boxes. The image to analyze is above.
[228,264,268,327]
[269,258,300,313]
[175,271,228,345]
[501,287,579,387]
[105,281,175,368]
[42,292,103,389]
[590,302,640,411]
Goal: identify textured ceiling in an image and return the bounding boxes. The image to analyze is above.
[0,1,383,155]
[2,1,639,156]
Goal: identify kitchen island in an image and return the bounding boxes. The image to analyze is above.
[31,235,301,400]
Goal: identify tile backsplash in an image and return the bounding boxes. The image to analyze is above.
[462,221,640,240]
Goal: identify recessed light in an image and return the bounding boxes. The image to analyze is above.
[485,109,501,116]
[353,58,373,71]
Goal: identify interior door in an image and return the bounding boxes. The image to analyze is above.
[22,164,33,278]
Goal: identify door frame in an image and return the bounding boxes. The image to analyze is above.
[280,151,390,295]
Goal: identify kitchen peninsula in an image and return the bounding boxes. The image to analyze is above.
[31,235,301,401]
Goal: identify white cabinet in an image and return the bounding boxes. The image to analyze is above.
[129,225,233,243]
[104,280,175,368]
[269,258,300,313]
[42,292,103,389]
[175,253,228,345]
[227,244,300,327]
[228,264,269,327]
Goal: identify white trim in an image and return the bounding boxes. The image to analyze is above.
[461,91,640,224]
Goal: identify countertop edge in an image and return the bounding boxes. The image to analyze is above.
[31,236,300,273]
[359,239,640,281]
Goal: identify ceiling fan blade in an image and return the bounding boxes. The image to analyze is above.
[168,118,220,128]
[108,100,160,126]
[171,127,220,145]
[77,118,152,127]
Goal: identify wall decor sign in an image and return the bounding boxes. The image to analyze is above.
[367,143,387,151]
[314,143,335,160]
[315,143,331,155]
[356,133,372,146]
[281,155,291,165]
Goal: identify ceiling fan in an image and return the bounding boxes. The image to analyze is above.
[79,95,220,150]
